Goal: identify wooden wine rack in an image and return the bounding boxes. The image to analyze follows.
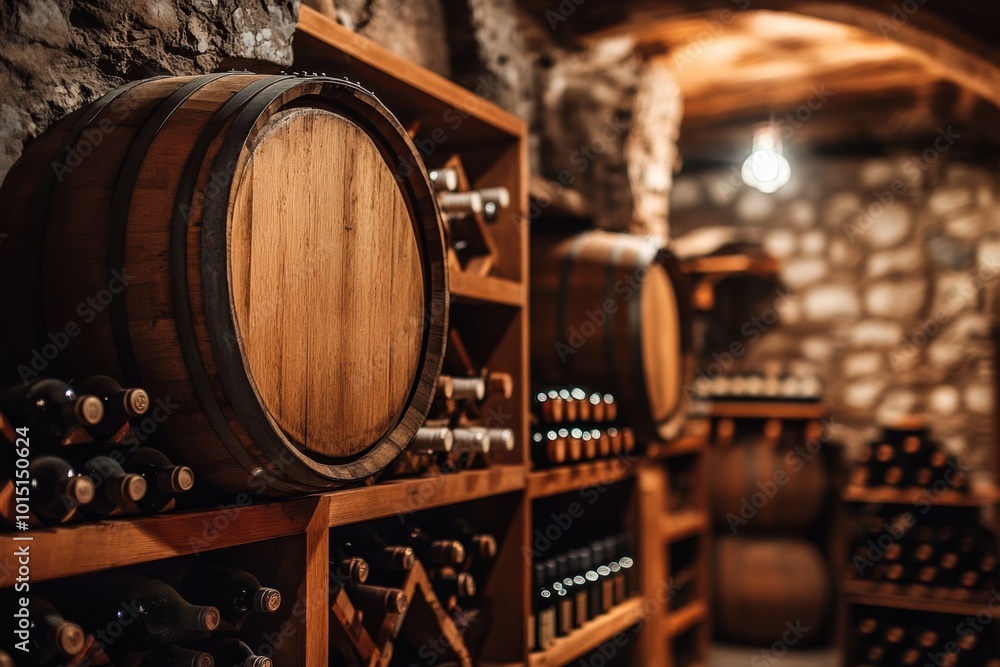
[0,10,708,666]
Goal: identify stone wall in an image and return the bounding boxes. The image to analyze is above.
[671,155,1000,482]
[0,0,300,182]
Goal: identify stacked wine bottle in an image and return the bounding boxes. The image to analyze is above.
[3,563,280,666]
[531,534,636,652]
[388,372,516,479]
[851,420,969,492]
[531,388,634,468]
[850,611,1000,666]
[0,376,194,527]
[691,372,823,402]
[329,515,499,652]
[848,507,998,601]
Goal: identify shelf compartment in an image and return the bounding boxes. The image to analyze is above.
[0,495,321,586]
[527,597,644,667]
[527,459,637,499]
[842,579,994,616]
[662,511,709,543]
[665,599,709,638]
[328,465,526,527]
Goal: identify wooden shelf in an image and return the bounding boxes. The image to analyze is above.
[662,511,710,543]
[295,7,524,141]
[527,597,644,667]
[328,465,526,527]
[842,485,1000,506]
[842,580,994,616]
[647,436,707,459]
[450,271,525,307]
[666,600,708,637]
[0,496,322,586]
[527,459,636,499]
[695,400,826,420]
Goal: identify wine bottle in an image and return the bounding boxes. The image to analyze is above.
[452,428,490,457]
[30,597,85,661]
[560,389,578,422]
[75,375,150,441]
[533,563,556,651]
[616,535,636,595]
[409,427,453,453]
[567,428,584,462]
[445,517,498,560]
[183,638,271,667]
[77,454,147,517]
[570,388,590,422]
[437,191,483,219]
[343,527,416,572]
[428,167,458,193]
[430,567,476,601]
[581,548,602,619]
[588,393,605,422]
[68,574,220,649]
[0,378,103,443]
[591,541,615,613]
[556,555,579,631]
[535,390,565,423]
[330,549,369,592]
[27,455,95,523]
[124,447,195,513]
[475,187,510,222]
[346,584,408,614]
[485,372,513,399]
[568,551,588,627]
[485,428,515,452]
[543,560,569,637]
[139,645,214,667]
[602,394,617,422]
[173,564,281,624]
[604,536,627,604]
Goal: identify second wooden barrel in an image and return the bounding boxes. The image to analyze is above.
[711,441,828,531]
[531,231,692,439]
[714,537,832,645]
[0,74,448,495]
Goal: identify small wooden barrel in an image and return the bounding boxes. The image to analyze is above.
[714,537,831,645]
[0,74,448,495]
[531,231,692,440]
[711,441,828,531]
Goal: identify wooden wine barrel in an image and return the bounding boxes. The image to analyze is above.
[531,231,693,440]
[0,74,448,495]
[711,440,828,531]
[714,537,831,645]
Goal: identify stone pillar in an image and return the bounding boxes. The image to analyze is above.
[538,38,682,238]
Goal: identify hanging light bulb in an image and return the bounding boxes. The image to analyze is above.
[741,125,791,194]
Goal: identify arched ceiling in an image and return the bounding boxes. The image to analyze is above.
[518,1,1000,163]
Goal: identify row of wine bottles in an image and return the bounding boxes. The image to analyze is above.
[429,167,510,224]
[850,513,998,596]
[1,445,194,526]
[691,373,823,402]
[531,426,636,468]
[531,535,636,652]
[331,517,498,616]
[852,424,968,491]
[3,564,280,665]
[532,387,618,426]
[0,376,149,446]
[852,615,1000,666]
